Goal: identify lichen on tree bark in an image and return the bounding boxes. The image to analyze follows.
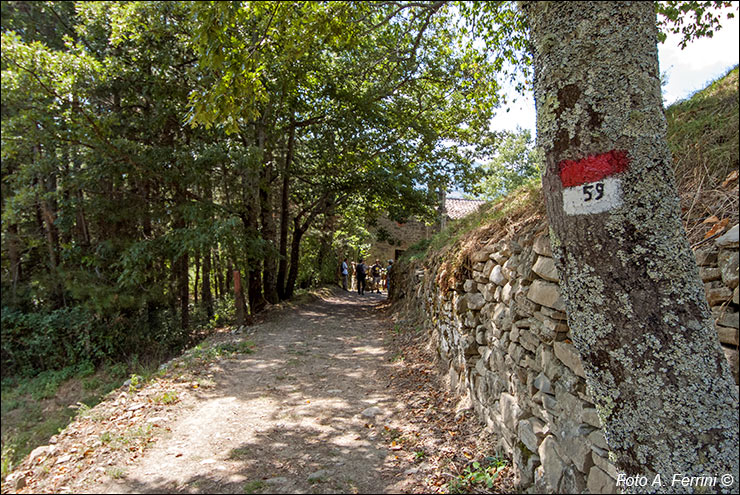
[522,2,739,492]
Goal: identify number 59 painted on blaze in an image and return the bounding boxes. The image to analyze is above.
[558,150,629,216]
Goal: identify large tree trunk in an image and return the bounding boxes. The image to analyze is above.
[260,168,279,304]
[232,267,248,326]
[284,216,305,300]
[277,123,295,300]
[523,2,739,492]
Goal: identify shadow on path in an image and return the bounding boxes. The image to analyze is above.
[95,289,407,494]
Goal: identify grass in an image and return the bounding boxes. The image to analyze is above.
[665,65,739,244]
[182,340,255,365]
[106,466,126,480]
[98,424,156,450]
[0,359,153,481]
[243,480,266,493]
[228,447,251,460]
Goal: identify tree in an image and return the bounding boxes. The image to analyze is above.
[476,127,540,200]
[521,2,738,492]
[187,1,501,303]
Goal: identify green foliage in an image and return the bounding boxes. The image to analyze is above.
[1,306,98,376]
[476,128,541,200]
[0,304,200,377]
[403,238,433,263]
[446,455,508,493]
[1,442,14,480]
[212,296,236,327]
[153,391,178,405]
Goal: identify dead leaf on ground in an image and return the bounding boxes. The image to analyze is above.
[704,218,730,239]
[721,170,739,188]
[702,215,720,224]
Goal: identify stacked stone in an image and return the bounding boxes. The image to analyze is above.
[402,221,740,494]
[697,224,740,384]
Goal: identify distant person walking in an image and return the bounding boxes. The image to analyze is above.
[340,257,349,290]
[356,259,367,295]
[371,260,382,293]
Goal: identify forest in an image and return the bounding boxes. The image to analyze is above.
[3,0,733,377]
[1,1,528,376]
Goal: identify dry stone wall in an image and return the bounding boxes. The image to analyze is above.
[396,221,739,493]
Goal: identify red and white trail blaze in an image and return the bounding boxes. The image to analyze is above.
[558,150,630,215]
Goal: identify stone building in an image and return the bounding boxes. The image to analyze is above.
[367,198,486,263]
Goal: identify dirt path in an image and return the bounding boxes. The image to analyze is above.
[5,288,515,494]
[87,289,410,494]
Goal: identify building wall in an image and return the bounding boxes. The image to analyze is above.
[367,216,434,263]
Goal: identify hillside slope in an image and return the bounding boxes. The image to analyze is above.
[668,66,739,244]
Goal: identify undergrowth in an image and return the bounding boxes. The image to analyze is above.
[0,359,147,480]
[446,455,509,494]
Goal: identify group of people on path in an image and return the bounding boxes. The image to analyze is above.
[340,258,393,295]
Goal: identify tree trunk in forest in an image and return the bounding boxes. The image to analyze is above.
[317,209,336,284]
[194,248,200,306]
[177,248,188,331]
[259,122,280,304]
[277,123,295,300]
[284,217,305,300]
[242,210,266,315]
[202,247,213,320]
[232,267,247,326]
[241,149,266,315]
[75,189,90,247]
[7,223,22,304]
[523,2,739,492]
[260,171,279,304]
[173,187,189,330]
[214,249,223,300]
[38,168,64,307]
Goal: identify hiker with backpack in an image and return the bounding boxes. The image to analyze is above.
[356,258,367,295]
[370,260,383,294]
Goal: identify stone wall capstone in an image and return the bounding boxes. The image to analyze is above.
[394,220,739,493]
